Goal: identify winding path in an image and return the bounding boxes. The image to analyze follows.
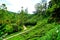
[3,26,36,40]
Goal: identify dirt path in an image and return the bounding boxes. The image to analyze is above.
[3,26,36,40]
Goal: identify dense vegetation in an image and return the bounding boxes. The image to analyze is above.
[0,0,60,40]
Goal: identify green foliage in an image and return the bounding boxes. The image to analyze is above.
[46,0,60,23]
[0,0,60,40]
[5,24,13,34]
[7,19,59,40]
[35,1,47,16]
[46,4,57,16]
[19,8,28,26]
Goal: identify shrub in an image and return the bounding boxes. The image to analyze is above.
[5,24,13,34]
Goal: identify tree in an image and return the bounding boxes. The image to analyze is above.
[25,8,28,14]
[0,4,7,10]
[34,0,47,16]
[35,3,43,15]
[47,0,60,23]
[51,0,60,5]
[48,1,52,8]
[0,4,7,22]
[19,7,28,26]
[0,4,8,39]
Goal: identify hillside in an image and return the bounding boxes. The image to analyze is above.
[3,18,59,40]
[0,0,60,40]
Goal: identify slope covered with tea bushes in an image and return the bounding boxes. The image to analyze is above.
[0,0,60,40]
[6,18,59,40]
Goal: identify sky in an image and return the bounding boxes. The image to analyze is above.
[0,0,50,14]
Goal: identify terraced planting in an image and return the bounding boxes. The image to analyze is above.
[4,19,60,40]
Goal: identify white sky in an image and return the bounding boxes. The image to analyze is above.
[0,0,50,14]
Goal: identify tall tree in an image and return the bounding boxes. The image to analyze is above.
[34,0,47,16]
[0,4,7,39]
[48,1,52,8]
[47,0,60,22]
[0,4,7,10]
[19,7,28,26]
[25,8,28,14]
